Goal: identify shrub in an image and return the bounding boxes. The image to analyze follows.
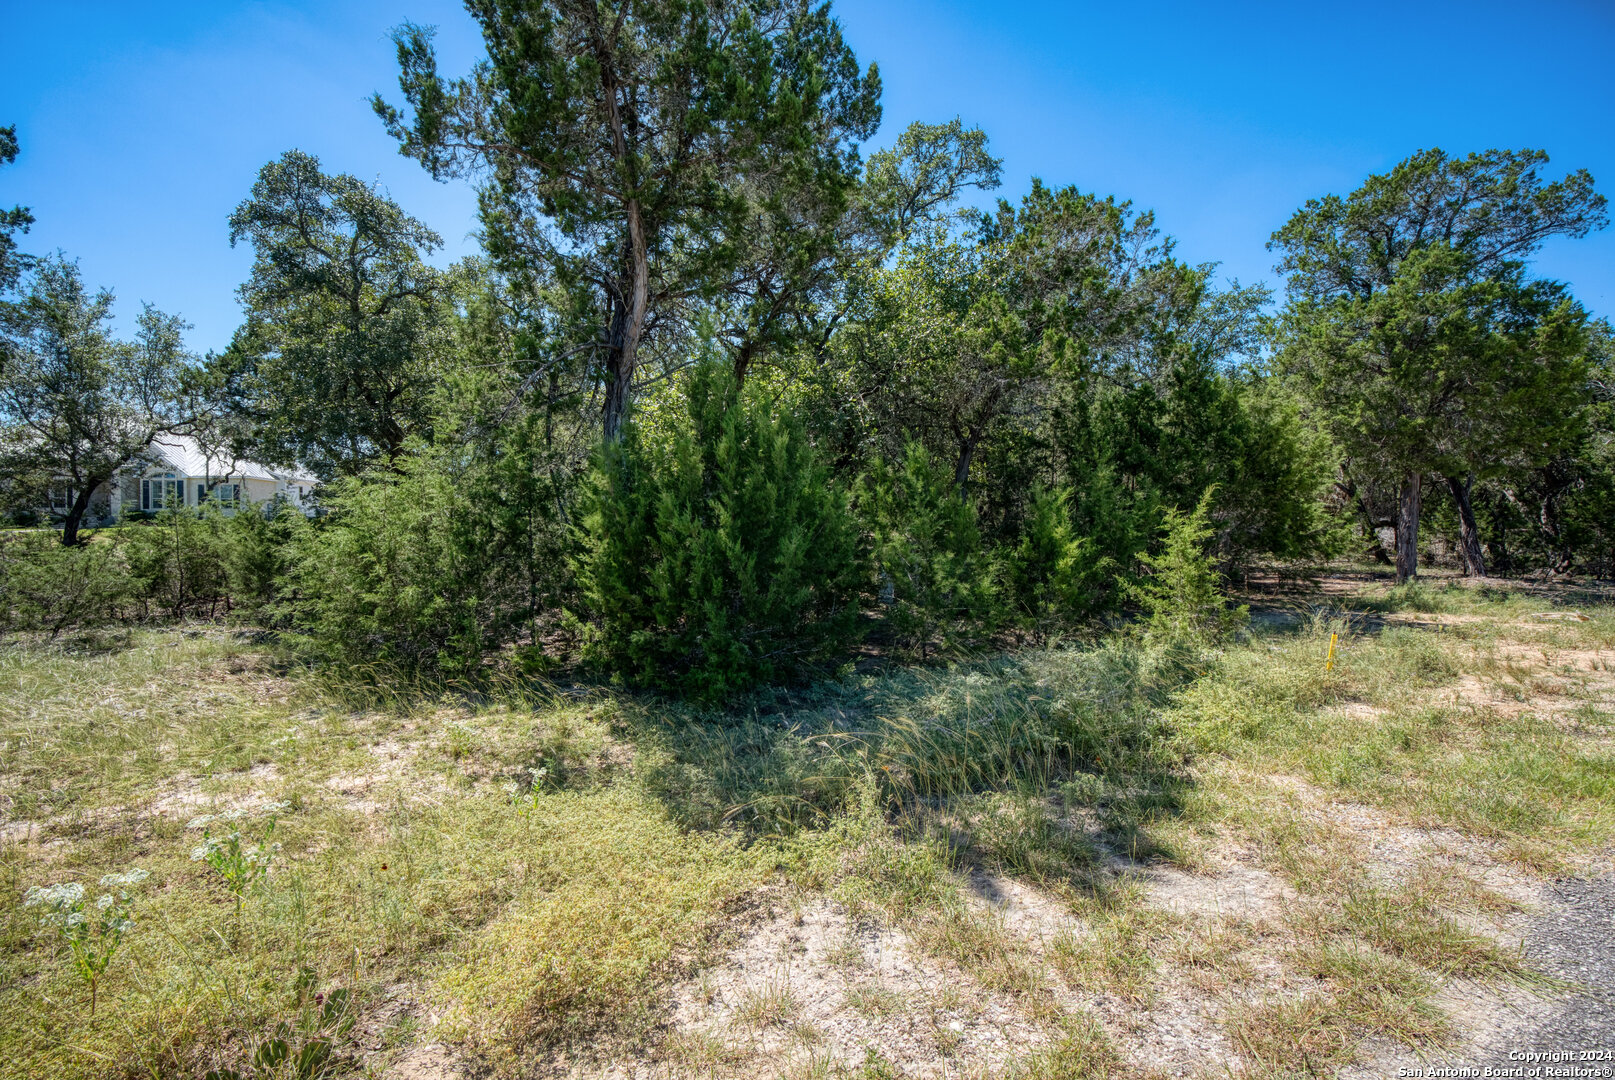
[1001,485,1106,641]
[860,442,996,657]
[224,497,306,618]
[1127,488,1247,646]
[576,362,864,698]
[124,505,232,619]
[0,530,131,636]
[288,456,497,674]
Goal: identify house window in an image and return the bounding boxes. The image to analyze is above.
[140,476,181,511]
[211,483,240,505]
[48,487,75,513]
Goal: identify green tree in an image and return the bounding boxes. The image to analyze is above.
[1270,148,1607,581]
[848,180,1165,499]
[221,150,448,477]
[1128,488,1246,647]
[860,441,995,657]
[859,118,1001,248]
[0,256,205,545]
[576,361,863,698]
[1460,318,1615,575]
[290,455,504,674]
[375,0,882,440]
[0,125,33,291]
[1000,485,1097,642]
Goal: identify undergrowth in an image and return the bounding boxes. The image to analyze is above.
[1,575,1611,1078]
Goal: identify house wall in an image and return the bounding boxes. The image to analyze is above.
[243,478,279,505]
[38,461,315,527]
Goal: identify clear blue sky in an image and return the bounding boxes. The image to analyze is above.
[4,0,1613,355]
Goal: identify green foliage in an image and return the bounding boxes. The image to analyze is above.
[0,123,33,291]
[378,0,882,437]
[221,149,447,476]
[0,255,203,544]
[279,280,581,674]
[1000,485,1102,640]
[1271,147,1608,579]
[0,529,131,636]
[1051,357,1341,586]
[189,805,286,915]
[1128,489,1247,646]
[860,442,996,657]
[1438,318,1615,575]
[123,503,232,619]
[204,989,356,1080]
[23,868,149,1015]
[223,498,307,618]
[288,457,504,674]
[576,363,863,698]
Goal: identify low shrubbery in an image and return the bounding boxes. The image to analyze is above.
[3,361,1277,703]
[0,529,131,637]
[0,500,306,638]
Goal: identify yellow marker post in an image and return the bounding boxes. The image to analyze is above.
[1325,632,1338,672]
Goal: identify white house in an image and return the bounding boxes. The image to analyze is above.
[50,435,318,525]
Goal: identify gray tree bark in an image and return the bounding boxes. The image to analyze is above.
[1395,471,1422,584]
[1446,474,1487,577]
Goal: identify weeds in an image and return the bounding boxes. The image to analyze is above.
[190,805,286,915]
[203,988,355,1080]
[22,868,148,1015]
[1,575,1610,1078]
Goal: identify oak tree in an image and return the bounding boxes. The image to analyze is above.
[0,257,204,544]
[222,150,448,477]
[1270,148,1606,581]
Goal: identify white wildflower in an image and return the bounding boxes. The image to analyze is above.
[24,881,84,909]
[99,868,150,888]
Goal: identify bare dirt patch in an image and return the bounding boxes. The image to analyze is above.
[639,891,1050,1079]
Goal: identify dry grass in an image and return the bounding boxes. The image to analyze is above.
[2,572,1612,1078]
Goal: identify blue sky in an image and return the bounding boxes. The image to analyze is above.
[4,0,1613,354]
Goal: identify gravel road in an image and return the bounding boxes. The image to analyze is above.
[1471,873,1615,1068]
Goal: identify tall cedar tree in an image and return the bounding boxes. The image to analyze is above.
[1269,148,1606,581]
[374,0,881,439]
[0,125,33,291]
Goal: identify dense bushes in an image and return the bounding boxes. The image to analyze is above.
[0,530,130,637]
[0,502,304,636]
[1050,361,1343,588]
[288,441,571,675]
[860,443,995,656]
[576,364,864,698]
[1000,485,1105,642]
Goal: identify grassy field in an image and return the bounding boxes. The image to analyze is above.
[1,571,1612,1078]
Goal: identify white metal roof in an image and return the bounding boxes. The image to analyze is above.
[137,435,317,485]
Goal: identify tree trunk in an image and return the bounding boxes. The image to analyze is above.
[733,339,756,386]
[955,420,988,499]
[601,357,631,443]
[954,439,977,498]
[1394,471,1421,584]
[59,483,98,547]
[1445,474,1486,577]
[1539,491,1574,574]
[601,217,649,443]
